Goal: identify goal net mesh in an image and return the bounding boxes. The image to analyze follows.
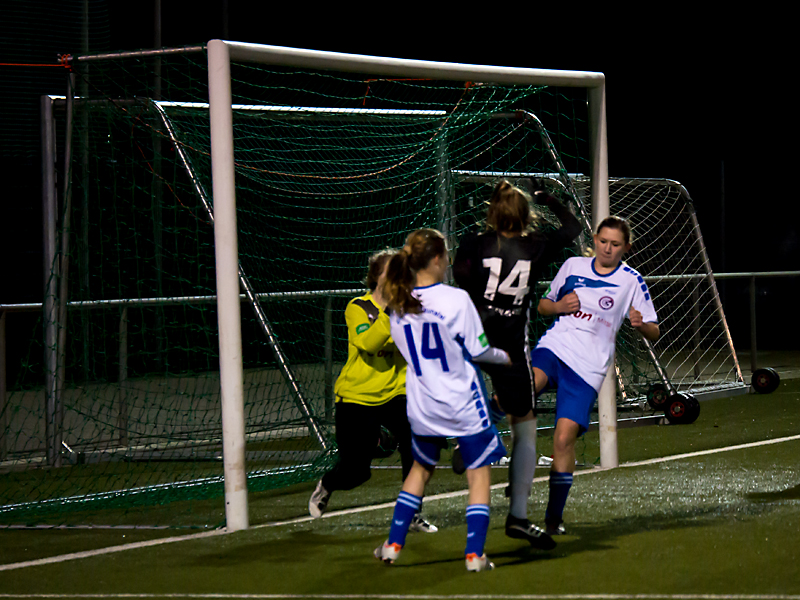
[0,48,741,527]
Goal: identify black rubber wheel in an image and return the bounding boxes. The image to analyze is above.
[664,393,695,425]
[683,394,701,424]
[752,367,780,394]
[647,383,670,410]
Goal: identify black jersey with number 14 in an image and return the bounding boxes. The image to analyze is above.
[452,206,581,362]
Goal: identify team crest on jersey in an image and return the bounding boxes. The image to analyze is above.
[356,323,370,334]
[599,296,614,310]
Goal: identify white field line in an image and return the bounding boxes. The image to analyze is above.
[617,434,800,467]
[1,434,799,573]
[0,529,227,572]
[1,593,800,599]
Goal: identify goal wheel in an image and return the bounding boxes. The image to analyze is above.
[751,367,780,394]
[664,393,699,425]
[647,383,670,410]
[683,394,701,424]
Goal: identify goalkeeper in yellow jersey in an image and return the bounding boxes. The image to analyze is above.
[308,249,437,533]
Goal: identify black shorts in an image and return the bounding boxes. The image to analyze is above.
[479,359,535,418]
[321,395,413,492]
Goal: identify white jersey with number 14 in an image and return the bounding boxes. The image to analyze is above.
[390,283,494,438]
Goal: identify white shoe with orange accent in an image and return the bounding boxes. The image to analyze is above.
[374,540,402,564]
[465,552,495,572]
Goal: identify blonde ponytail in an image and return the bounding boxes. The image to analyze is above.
[382,228,446,316]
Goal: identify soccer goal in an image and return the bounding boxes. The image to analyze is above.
[1,41,742,530]
[206,41,612,530]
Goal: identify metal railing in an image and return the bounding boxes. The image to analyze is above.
[2,271,797,463]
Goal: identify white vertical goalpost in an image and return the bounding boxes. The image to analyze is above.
[206,39,610,531]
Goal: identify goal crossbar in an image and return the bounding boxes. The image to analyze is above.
[224,42,606,88]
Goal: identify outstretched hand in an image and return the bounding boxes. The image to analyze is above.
[521,176,546,192]
[524,177,554,205]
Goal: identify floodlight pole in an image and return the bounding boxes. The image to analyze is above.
[208,39,248,532]
[588,84,617,469]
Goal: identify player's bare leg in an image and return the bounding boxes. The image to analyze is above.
[466,463,491,504]
[402,460,434,496]
[552,417,580,474]
[532,366,549,396]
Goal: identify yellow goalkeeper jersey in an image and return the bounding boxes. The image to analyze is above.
[334,293,406,406]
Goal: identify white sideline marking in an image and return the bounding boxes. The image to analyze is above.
[618,433,800,468]
[1,434,799,573]
[0,529,227,572]
[1,594,800,599]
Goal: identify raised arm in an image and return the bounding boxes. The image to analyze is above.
[527,178,582,244]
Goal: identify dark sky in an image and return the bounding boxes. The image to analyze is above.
[3,3,796,350]
[106,4,798,274]
[107,4,799,350]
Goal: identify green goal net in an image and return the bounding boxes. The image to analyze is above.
[0,46,742,528]
[0,48,593,527]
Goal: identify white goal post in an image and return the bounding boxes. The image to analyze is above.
[206,39,610,531]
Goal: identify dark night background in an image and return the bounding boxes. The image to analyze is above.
[1,2,797,360]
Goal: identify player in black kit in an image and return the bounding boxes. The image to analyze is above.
[453,178,581,548]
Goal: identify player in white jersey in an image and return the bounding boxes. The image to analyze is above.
[530,217,660,535]
[373,228,520,572]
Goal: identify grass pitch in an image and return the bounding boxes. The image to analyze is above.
[1,379,798,598]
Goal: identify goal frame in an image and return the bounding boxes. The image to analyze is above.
[205,40,610,531]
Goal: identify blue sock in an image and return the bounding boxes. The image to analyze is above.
[465,503,490,556]
[388,491,422,547]
[545,471,573,524]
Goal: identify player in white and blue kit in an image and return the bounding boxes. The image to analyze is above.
[530,217,660,535]
[373,228,511,572]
